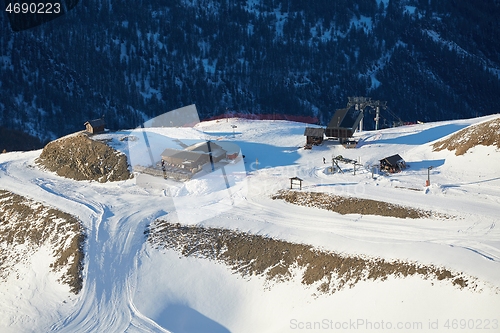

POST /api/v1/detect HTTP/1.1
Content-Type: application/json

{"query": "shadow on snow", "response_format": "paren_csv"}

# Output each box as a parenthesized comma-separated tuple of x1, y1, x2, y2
(407, 159, 445, 171)
(373, 124, 470, 145)
(155, 304, 231, 333)
(237, 141, 301, 171)
(441, 176, 500, 188)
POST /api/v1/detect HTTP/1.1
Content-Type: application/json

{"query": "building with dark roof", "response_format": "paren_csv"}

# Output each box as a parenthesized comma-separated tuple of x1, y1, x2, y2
(325, 107, 363, 141)
(379, 154, 406, 173)
(84, 118, 106, 134)
(161, 141, 227, 171)
(161, 148, 210, 170)
(304, 127, 325, 145)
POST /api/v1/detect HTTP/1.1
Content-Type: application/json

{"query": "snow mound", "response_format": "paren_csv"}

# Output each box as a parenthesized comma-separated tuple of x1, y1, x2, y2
(36, 133, 132, 182)
(433, 116, 500, 155)
(148, 221, 480, 294)
(271, 189, 453, 219)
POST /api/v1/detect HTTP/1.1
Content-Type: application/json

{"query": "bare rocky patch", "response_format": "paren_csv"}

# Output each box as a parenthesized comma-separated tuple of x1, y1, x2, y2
(0, 190, 85, 294)
(271, 189, 451, 219)
(36, 133, 132, 183)
(433, 117, 500, 155)
(147, 221, 479, 294)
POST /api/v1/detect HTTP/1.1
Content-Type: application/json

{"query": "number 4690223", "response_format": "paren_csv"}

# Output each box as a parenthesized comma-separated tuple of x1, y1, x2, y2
(5, 2, 61, 14)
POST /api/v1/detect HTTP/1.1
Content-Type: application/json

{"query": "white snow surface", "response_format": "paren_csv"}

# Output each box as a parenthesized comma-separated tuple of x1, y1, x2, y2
(0, 115, 500, 332)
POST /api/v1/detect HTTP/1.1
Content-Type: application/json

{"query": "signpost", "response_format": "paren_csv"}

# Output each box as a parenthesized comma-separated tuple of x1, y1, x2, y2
(426, 166, 433, 186)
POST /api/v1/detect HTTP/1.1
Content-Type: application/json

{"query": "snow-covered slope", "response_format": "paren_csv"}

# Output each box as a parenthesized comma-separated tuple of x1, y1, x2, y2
(0, 115, 499, 333)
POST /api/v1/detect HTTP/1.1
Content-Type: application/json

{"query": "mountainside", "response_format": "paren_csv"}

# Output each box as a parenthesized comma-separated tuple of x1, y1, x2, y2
(0, 190, 85, 294)
(1, 0, 500, 142)
(0, 115, 499, 332)
(433, 117, 500, 155)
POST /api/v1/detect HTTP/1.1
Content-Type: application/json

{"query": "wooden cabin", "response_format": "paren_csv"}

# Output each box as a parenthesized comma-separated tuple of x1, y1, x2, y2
(84, 118, 105, 134)
(304, 127, 325, 145)
(379, 154, 406, 173)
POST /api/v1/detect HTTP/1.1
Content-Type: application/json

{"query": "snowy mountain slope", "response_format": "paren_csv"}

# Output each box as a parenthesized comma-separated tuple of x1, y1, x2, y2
(2, 0, 500, 142)
(0, 190, 84, 331)
(0, 115, 499, 332)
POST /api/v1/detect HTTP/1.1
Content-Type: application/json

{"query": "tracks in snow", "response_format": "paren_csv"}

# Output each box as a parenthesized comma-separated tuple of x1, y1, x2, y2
(0, 157, 170, 332)
(49, 192, 171, 332)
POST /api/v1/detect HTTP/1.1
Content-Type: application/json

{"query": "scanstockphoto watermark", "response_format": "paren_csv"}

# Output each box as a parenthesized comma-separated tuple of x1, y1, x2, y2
(290, 318, 499, 331)
(128, 104, 248, 224)
(289, 318, 426, 331)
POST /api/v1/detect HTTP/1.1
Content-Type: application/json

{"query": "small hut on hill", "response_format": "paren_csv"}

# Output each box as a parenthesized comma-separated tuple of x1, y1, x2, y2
(84, 118, 106, 134)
